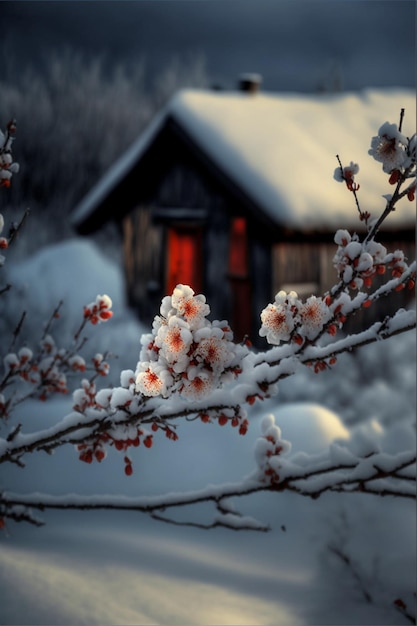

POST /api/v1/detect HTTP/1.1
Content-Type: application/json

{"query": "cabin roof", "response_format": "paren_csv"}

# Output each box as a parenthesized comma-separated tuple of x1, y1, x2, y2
(72, 87, 416, 233)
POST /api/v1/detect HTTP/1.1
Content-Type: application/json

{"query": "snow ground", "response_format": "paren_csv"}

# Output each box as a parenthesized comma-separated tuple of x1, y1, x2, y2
(0, 238, 415, 625)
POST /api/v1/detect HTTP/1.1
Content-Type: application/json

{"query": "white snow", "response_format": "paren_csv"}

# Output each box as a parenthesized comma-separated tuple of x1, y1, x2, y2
(0, 238, 415, 625)
(73, 87, 416, 232)
(171, 88, 416, 230)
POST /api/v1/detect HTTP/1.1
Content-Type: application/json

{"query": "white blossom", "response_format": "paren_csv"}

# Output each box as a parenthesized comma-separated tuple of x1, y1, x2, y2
(369, 121, 408, 173)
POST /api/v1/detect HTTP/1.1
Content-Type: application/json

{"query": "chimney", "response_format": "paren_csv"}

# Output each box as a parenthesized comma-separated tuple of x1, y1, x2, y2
(238, 73, 262, 94)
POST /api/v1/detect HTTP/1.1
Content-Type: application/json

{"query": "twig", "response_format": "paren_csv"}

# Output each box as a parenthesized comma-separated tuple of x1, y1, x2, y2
(0, 284, 11, 296)
(328, 545, 373, 603)
(8, 209, 30, 246)
(399, 108, 405, 133)
(42, 300, 64, 340)
(7, 310, 26, 353)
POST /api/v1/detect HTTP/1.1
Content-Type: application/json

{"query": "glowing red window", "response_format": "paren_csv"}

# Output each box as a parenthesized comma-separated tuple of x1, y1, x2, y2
(229, 217, 248, 277)
(167, 227, 202, 295)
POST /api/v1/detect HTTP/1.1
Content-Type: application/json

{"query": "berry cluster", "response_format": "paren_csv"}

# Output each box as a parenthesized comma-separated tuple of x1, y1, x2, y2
(199, 408, 249, 435)
(76, 426, 154, 475)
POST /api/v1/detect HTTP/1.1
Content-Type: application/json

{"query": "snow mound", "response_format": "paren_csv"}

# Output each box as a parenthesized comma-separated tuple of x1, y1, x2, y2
(8, 238, 125, 320)
(273, 403, 350, 454)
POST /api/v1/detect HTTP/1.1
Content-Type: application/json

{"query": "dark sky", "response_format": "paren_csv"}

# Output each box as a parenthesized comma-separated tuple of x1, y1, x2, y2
(1, 0, 415, 92)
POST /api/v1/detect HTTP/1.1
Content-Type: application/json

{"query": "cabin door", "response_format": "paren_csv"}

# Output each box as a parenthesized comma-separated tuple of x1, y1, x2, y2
(228, 217, 251, 342)
(166, 226, 203, 296)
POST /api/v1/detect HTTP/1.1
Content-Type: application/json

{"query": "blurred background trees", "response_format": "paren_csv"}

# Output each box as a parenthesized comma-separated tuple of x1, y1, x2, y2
(0, 50, 209, 255)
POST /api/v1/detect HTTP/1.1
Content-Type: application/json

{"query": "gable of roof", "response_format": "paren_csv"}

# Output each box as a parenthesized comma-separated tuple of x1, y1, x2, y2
(72, 87, 416, 234)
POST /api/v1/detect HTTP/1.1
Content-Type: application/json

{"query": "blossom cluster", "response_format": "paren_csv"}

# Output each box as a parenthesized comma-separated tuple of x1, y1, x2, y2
(332, 229, 415, 293)
(0, 120, 20, 263)
(254, 414, 291, 485)
(368, 121, 415, 176)
(0, 119, 19, 189)
(333, 160, 360, 191)
(0, 296, 114, 416)
(135, 284, 246, 400)
(334, 120, 416, 221)
(1, 339, 113, 412)
(2, 341, 68, 404)
(73, 369, 183, 474)
(0, 214, 9, 263)
(369, 121, 416, 203)
(259, 291, 333, 346)
(83, 294, 113, 325)
(368, 120, 416, 202)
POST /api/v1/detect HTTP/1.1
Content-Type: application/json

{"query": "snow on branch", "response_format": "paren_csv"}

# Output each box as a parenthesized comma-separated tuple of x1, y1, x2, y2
(1, 413, 415, 531)
(0, 111, 415, 532)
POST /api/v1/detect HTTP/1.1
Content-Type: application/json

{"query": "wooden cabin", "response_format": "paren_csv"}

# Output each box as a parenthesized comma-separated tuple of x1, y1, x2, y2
(72, 82, 415, 345)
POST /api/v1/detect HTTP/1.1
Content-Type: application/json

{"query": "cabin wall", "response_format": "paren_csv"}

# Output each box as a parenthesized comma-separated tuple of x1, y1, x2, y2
(121, 156, 234, 329)
(154, 159, 233, 322)
(248, 229, 272, 345)
(121, 149, 273, 344)
(122, 207, 164, 326)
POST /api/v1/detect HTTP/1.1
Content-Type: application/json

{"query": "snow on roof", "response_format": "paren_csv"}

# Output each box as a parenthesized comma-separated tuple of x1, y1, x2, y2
(73, 87, 416, 232)
(170, 88, 415, 230)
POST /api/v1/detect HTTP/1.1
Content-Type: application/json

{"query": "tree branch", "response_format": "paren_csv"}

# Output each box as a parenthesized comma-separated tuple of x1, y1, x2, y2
(1, 448, 414, 529)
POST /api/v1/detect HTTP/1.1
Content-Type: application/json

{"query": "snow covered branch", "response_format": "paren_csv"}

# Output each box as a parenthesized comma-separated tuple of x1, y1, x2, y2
(1, 417, 415, 531)
(0, 112, 415, 532)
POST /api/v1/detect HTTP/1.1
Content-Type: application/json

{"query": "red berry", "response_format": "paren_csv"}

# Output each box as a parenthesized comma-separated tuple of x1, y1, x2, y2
(94, 449, 106, 462)
(218, 414, 228, 426)
(144, 435, 153, 448)
(239, 420, 249, 436)
(151, 422, 159, 432)
(124, 464, 133, 476)
(80, 450, 93, 464)
(393, 598, 406, 610)
(388, 169, 401, 185)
